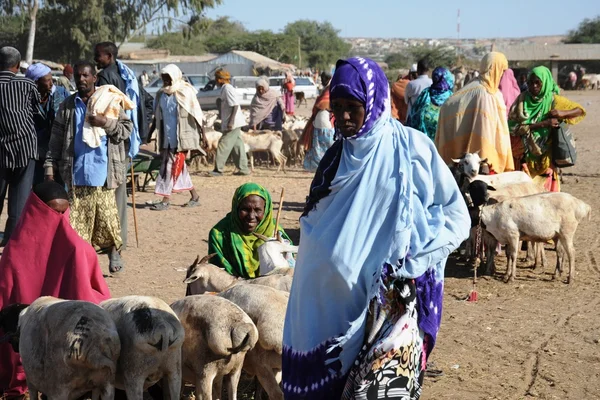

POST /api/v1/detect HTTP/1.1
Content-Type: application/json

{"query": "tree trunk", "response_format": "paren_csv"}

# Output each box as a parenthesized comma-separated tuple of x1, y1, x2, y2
(25, 0, 39, 64)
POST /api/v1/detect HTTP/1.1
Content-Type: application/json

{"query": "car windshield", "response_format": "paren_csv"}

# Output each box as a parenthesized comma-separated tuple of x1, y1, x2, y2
(295, 77, 312, 86)
(188, 76, 209, 86)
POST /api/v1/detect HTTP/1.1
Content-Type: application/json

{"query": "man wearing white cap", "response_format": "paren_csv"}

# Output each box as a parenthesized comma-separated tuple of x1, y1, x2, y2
(405, 58, 433, 117)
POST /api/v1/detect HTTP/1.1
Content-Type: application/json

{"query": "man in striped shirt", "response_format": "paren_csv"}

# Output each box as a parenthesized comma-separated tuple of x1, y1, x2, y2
(0, 47, 39, 245)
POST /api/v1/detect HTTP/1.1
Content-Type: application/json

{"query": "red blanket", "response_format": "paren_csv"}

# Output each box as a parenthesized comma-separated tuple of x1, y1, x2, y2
(0, 193, 111, 397)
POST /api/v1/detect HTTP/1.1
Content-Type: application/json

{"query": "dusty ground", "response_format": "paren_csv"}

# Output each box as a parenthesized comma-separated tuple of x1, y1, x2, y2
(103, 92, 600, 399)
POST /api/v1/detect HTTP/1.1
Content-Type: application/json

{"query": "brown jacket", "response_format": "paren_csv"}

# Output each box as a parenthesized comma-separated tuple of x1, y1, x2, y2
(44, 93, 133, 189)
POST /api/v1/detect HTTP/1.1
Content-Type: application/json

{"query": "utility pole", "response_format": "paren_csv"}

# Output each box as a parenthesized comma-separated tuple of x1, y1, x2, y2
(298, 36, 302, 69)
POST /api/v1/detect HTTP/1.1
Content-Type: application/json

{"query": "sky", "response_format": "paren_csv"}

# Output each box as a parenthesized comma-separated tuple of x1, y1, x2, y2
(204, 0, 599, 39)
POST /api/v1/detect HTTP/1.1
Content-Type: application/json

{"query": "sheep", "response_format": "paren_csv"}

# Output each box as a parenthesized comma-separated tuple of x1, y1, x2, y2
(241, 130, 287, 173)
(0, 297, 121, 400)
(452, 152, 532, 188)
(184, 253, 294, 295)
(218, 285, 289, 400)
(100, 296, 184, 400)
(170, 295, 259, 400)
(470, 184, 591, 283)
(203, 130, 223, 165)
(282, 129, 303, 166)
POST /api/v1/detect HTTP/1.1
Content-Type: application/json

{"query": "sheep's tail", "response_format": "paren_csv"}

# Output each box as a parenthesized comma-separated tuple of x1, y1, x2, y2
(230, 322, 258, 354)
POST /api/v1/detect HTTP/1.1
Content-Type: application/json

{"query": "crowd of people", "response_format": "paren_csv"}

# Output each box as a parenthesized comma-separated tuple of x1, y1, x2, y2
(0, 40, 590, 400)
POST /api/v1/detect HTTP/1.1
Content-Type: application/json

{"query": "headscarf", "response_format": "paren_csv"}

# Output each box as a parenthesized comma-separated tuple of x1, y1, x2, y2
(63, 64, 73, 76)
(158, 64, 204, 128)
(25, 63, 51, 82)
(284, 57, 470, 396)
(215, 68, 231, 84)
(479, 52, 508, 94)
(284, 71, 295, 84)
(521, 66, 560, 126)
(498, 68, 521, 116)
(249, 76, 282, 127)
(208, 183, 291, 279)
(330, 58, 388, 137)
(407, 67, 454, 140)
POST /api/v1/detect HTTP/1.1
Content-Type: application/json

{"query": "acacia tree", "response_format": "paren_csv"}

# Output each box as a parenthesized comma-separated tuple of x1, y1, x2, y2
(107, 0, 223, 47)
(0, 0, 44, 63)
(566, 16, 600, 43)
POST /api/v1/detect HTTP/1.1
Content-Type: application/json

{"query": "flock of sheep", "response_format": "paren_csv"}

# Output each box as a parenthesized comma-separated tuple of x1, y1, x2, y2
(0, 235, 298, 400)
(453, 152, 591, 284)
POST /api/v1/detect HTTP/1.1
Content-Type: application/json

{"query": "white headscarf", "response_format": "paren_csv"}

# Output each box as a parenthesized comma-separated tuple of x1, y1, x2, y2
(159, 64, 204, 127)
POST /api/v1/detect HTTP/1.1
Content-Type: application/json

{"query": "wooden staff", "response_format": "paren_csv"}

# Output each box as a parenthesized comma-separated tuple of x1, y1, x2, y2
(274, 188, 285, 236)
(130, 160, 140, 248)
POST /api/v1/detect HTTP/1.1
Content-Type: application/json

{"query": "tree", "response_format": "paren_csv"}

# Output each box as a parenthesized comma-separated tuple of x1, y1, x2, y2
(283, 20, 351, 69)
(0, 0, 45, 63)
(565, 16, 600, 43)
(385, 53, 412, 70)
(106, 0, 223, 47)
(409, 46, 457, 69)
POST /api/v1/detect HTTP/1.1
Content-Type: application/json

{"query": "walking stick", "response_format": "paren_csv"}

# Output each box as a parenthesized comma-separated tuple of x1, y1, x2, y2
(274, 188, 285, 236)
(130, 159, 140, 248)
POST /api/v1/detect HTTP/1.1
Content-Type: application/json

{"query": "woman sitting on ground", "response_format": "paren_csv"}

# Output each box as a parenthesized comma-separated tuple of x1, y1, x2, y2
(208, 183, 292, 278)
(508, 66, 586, 192)
(248, 77, 285, 131)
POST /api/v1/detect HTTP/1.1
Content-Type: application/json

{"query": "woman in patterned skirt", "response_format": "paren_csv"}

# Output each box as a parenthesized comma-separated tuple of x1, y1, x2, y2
(282, 57, 470, 400)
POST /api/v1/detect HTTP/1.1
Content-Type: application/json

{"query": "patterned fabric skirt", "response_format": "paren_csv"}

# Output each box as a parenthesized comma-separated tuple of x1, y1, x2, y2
(303, 127, 335, 172)
(342, 278, 426, 400)
(155, 149, 194, 197)
(69, 186, 122, 250)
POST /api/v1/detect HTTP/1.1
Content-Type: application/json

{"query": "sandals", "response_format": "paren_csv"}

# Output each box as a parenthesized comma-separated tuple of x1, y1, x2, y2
(150, 202, 170, 211)
(183, 198, 200, 208)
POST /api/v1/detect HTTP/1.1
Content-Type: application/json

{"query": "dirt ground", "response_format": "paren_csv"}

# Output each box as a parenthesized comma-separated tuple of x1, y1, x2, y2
(103, 92, 600, 400)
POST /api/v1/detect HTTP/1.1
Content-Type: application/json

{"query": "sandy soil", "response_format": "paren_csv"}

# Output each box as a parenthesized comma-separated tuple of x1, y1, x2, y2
(103, 92, 600, 399)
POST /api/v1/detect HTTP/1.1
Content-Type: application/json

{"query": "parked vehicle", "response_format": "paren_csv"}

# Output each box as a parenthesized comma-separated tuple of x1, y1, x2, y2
(145, 74, 210, 98)
(196, 76, 258, 110)
(268, 76, 319, 99)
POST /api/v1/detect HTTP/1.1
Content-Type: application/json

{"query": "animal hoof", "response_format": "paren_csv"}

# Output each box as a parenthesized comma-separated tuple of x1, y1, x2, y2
(567, 276, 573, 284)
(503, 275, 512, 283)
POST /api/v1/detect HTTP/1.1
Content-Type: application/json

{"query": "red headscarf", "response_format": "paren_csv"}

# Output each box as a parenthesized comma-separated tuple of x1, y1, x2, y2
(0, 193, 110, 397)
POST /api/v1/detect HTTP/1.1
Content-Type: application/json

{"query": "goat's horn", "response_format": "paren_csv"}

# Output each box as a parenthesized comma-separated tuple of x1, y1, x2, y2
(253, 233, 271, 241)
(192, 255, 201, 266)
(199, 253, 217, 264)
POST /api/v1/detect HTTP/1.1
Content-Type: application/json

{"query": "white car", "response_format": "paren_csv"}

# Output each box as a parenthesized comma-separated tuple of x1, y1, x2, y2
(196, 76, 258, 110)
(146, 74, 210, 98)
(268, 76, 319, 99)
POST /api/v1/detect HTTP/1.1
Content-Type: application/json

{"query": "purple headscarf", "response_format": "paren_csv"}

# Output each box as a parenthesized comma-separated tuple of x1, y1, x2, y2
(329, 57, 389, 137)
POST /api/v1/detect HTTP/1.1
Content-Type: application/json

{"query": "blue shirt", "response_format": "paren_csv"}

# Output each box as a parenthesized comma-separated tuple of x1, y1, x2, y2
(73, 95, 108, 187)
(159, 93, 178, 149)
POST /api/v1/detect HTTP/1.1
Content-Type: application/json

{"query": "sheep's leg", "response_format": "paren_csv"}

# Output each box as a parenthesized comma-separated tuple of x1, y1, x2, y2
(164, 371, 182, 400)
(525, 241, 534, 263)
(27, 382, 39, 400)
(554, 241, 564, 280)
(224, 367, 243, 400)
(195, 371, 215, 400)
(484, 236, 497, 276)
(504, 238, 519, 283)
(253, 363, 283, 400)
(562, 237, 576, 284)
(124, 380, 144, 400)
(99, 384, 115, 400)
(212, 375, 223, 400)
(250, 152, 255, 172)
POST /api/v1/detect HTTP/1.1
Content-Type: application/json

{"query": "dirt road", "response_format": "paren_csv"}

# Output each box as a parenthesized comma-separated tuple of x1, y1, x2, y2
(105, 92, 600, 399)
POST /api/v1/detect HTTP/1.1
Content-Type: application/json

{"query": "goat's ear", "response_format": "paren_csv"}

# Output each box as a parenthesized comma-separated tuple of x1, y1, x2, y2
(474, 150, 481, 156)
(479, 158, 488, 164)
(253, 232, 271, 242)
(451, 158, 461, 164)
(487, 185, 497, 191)
(198, 253, 217, 265)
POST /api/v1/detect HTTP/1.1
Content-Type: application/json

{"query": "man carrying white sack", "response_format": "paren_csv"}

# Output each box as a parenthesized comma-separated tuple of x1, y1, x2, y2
(45, 61, 133, 273)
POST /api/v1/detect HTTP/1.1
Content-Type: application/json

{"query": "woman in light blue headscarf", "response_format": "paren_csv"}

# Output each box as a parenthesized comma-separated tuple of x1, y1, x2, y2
(282, 58, 470, 400)
(407, 67, 455, 141)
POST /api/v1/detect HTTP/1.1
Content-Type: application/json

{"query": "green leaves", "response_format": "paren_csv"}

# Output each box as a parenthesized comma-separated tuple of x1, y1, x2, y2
(566, 16, 600, 44)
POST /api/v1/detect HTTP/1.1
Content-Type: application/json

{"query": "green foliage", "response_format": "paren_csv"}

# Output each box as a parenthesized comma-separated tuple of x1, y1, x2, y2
(147, 31, 206, 55)
(385, 53, 411, 70)
(565, 16, 600, 44)
(409, 46, 457, 69)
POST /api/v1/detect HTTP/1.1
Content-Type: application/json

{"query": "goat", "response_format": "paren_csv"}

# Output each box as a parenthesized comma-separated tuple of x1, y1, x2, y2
(241, 130, 287, 173)
(184, 253, 295, 295)
(252, 232, 298, 275)
(0, 297, 121, 400)
(218, 285, 288, 400)
(100, 296, 184, 400)
(470, 184, 591, 283)
(170, 295, 258, 400)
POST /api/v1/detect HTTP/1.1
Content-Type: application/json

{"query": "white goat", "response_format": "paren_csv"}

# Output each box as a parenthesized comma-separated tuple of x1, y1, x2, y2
(241, 130, 287, 172)
(253, 232, 298, 275)
(100, 296, 184, 400)
(452, 152, 532, 188)
(5, 297, 121, 400)
(170, 295, 259, 400)
(479, 191, 591, 283)
(184, 253, 295, 295)
(218, 285, 288, 400)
